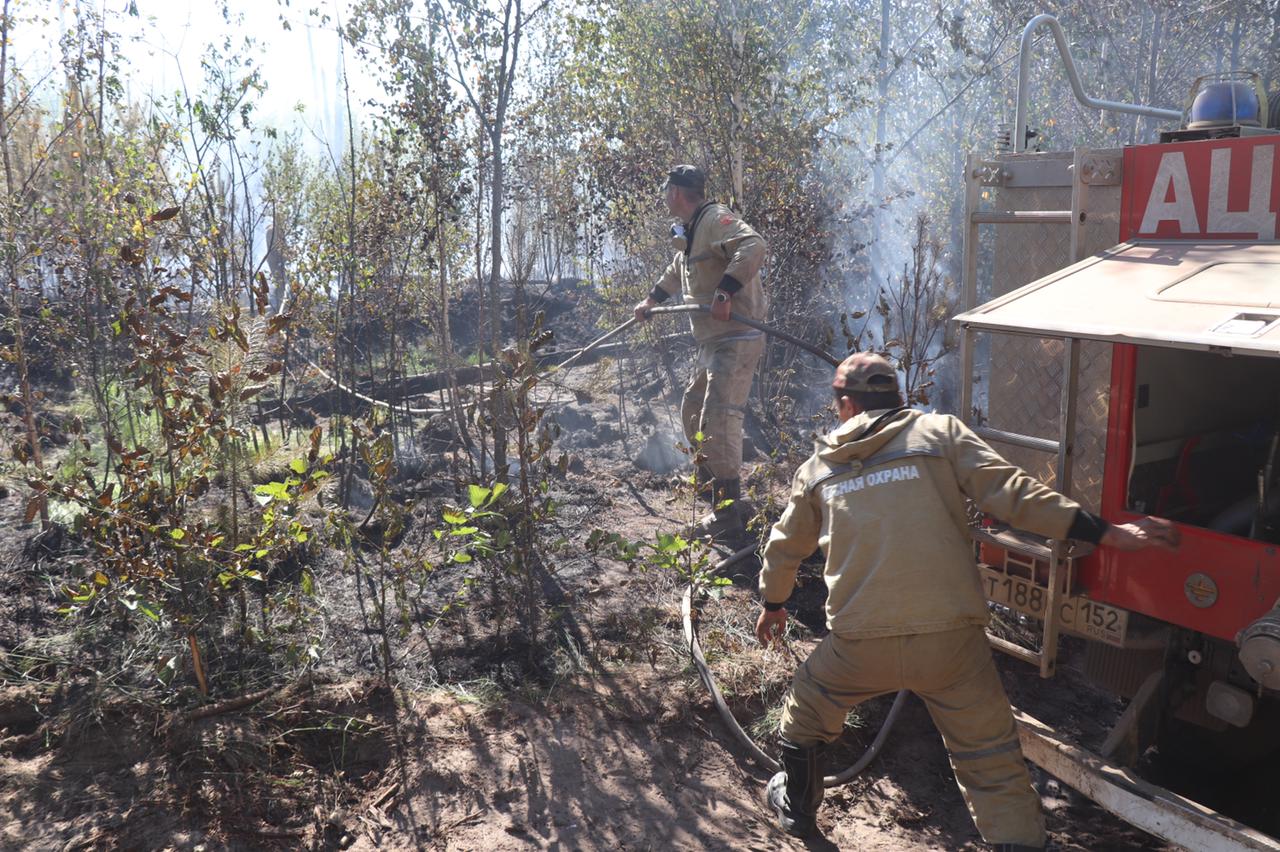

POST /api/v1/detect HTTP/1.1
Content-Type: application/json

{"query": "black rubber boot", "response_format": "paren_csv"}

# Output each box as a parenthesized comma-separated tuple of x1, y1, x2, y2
(690, 478, 746, 543)
(694, 465, 716, 503)
(766, 738, 824, 838)
(711, 478, 741, 518)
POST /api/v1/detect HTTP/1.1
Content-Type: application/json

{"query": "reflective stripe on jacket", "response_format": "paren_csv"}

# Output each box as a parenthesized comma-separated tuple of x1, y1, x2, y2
(760, 409, 1081, 638)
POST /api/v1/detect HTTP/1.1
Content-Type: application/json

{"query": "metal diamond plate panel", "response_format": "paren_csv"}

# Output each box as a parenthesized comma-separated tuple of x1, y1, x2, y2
(1071, 342, 1111, 513)
(978, 334, 1109, 512)
(992, 186, 1072, 298)
(971, 164, 1118, 512)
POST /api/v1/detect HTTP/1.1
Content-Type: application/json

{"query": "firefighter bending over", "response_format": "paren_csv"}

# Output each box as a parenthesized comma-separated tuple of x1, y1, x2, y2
(757, 352, 1180, 848)
(634, 164, 767, 542)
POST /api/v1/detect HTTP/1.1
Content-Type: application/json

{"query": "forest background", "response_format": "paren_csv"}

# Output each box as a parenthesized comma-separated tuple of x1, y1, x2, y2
(2, 0, 1280, 845)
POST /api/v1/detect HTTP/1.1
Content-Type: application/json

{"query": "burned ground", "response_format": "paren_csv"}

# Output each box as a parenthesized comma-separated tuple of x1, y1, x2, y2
(0, 356, 1179, 851)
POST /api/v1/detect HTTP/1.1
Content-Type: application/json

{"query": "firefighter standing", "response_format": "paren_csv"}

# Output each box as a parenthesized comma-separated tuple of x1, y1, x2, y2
(757, 352, 1180, 848)
(634, 165, 767, 541)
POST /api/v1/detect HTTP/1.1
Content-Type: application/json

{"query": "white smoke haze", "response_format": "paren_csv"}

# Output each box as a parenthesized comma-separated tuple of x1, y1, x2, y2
(33, 0, 380, 156)
(14, 0, 1280, 425)
(812, 2, 1280, 414)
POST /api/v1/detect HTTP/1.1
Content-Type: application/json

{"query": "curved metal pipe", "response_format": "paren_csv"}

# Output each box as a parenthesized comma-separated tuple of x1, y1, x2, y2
(1014, 14, 1182, 152)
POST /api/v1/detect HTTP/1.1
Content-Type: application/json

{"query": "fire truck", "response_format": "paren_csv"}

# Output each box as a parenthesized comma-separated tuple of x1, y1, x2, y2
(954, 15, 1280, 851)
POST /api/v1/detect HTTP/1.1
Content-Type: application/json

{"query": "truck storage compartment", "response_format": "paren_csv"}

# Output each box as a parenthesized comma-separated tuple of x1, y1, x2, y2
(1126, 345, 1280, 540)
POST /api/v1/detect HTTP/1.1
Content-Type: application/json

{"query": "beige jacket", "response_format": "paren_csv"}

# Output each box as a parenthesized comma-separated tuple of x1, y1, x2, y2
(655, 202, 767, 343)
(760, 409, 1081, 638)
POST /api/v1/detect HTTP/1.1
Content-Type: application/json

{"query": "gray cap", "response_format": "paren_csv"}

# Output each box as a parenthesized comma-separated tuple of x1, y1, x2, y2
(832, 352, 898, 392)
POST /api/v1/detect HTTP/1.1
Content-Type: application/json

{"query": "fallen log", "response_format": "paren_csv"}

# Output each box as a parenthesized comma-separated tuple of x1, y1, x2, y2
(353, 331, 688, 398)
(270, 332, 689, 417)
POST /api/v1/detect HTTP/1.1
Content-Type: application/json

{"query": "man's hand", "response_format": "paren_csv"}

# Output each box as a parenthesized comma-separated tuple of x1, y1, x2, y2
(633, 297, 657, 323)
(1100, 516, 1181, 551)
(756, 607, 787, 647)
(710, 290, 732, 322)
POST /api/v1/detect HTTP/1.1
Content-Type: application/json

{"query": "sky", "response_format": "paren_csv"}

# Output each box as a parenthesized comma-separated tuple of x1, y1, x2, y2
(31, 0, 382, 155)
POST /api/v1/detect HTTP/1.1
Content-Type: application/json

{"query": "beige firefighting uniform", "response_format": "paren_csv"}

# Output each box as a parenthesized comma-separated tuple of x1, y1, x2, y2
(654, 202, 766, 480)
(761, 408, 1083, 847)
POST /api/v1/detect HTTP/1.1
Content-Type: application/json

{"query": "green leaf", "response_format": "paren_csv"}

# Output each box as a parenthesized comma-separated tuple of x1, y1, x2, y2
(255, 481, 290, 503)
(467, 484, 490, 508)
(290, 458, 308, 475)
(451, 552, 473, 563)
(442, 509, 467, 525)
(451, 526, 479, 536)
(170, 528, 186, 541)
(301, 571, 315, 596)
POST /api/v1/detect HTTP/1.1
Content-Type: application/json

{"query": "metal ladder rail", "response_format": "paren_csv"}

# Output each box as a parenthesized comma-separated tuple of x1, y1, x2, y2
(959, 150, 1086, 678)
(960, 326, 1081, 677)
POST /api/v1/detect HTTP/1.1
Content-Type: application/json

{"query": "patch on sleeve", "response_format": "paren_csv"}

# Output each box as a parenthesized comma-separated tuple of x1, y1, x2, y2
(719, 214, 736, 226)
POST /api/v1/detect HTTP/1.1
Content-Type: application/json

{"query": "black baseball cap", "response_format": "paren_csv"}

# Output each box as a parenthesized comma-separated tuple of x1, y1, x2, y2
(666, 164, 706, 192)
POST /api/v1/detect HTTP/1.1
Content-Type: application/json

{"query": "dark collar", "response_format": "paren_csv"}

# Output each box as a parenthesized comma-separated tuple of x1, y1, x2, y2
(850, 406, 909, 441)
(684, 201, 715, 248)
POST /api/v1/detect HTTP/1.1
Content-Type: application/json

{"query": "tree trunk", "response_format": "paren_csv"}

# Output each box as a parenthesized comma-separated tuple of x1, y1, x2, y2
(1230, 7, 1243, 73)
(872, 0, 891, 277)
(488, 124, 508, 480)
(1142, 6, 1164, 142)
(727, 1, 746, 210)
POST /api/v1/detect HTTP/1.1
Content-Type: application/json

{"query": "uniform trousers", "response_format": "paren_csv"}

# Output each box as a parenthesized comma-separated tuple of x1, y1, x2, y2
(779, 625, 1045, 846)
(681, 334, 764, 480)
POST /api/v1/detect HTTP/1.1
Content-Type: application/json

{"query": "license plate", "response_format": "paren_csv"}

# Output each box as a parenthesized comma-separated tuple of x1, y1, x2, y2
(978, 565, 1129, 647)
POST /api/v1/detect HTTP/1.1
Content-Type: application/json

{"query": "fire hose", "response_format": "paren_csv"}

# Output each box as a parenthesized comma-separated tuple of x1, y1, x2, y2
(552, 303, 842, 372)
(682, 545, 908, 786)
(559, 305, 907, 786)
(300, 299, 907, 782)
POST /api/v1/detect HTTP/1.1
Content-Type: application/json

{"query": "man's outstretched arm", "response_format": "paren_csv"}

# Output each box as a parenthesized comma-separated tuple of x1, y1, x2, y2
(757, 468, 821, 645)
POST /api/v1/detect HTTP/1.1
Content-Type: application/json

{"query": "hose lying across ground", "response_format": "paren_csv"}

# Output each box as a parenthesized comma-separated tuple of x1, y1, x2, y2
(563, 305, 904, 786)
(681, 545, 908, 785)
(677, 468, 905, 784)
(297, 298, 902, 784)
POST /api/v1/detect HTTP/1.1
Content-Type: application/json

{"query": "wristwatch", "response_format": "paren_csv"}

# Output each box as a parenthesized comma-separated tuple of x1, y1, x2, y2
(713, 290, 730, 303)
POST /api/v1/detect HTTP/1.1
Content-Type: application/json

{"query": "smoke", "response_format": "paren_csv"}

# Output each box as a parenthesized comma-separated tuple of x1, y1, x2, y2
(814, 8, 998, 416)
(634, 431, 686, 475)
